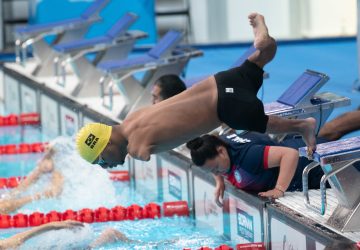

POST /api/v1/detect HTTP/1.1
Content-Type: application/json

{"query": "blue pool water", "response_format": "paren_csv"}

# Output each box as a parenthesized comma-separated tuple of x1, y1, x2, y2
(0, 216, 234, 249)
(0, 126, 48, 145)
(0, 122, 235, 249)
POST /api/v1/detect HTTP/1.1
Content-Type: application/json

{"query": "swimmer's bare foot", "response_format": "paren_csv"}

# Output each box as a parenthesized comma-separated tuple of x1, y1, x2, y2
(247, 13, 276, 67)
(248, 13, 270, 50)
(299, 117, 317, 159)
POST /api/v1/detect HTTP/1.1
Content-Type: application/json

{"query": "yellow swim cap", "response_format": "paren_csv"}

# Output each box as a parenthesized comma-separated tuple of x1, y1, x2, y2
(76, 123, 112, 163)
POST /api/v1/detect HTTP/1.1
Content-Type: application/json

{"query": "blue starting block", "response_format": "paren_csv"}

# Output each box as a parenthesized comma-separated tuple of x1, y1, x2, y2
(50, 12, 147, 97)
(95, 30, 203, 119)
(15, 0, 110, 77)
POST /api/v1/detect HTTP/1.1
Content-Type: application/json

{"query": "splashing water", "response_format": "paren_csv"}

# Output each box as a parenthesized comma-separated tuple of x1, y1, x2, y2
(18, 136, 117, 213)
(19, 223, 93, 250)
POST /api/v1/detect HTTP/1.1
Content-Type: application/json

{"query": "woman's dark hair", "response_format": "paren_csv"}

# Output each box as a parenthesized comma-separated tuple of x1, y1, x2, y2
(186, 134, 228, 166)
(155, 74, 186, 100)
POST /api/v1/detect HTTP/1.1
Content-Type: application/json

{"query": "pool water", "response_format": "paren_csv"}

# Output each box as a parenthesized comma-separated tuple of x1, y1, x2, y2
(0, 120, 235, 249)
(0, 216, 234, 249)
(0, 126, 47, 145)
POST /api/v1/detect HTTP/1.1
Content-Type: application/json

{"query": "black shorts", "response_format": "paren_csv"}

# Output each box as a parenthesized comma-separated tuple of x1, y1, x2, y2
(215, 60, 268, 133)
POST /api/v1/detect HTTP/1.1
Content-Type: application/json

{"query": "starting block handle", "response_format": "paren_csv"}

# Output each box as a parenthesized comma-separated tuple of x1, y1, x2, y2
(303, 162, 327, 215)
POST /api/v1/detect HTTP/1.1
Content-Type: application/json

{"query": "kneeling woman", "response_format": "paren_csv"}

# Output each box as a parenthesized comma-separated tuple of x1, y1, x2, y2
(186, 132, 326, 201)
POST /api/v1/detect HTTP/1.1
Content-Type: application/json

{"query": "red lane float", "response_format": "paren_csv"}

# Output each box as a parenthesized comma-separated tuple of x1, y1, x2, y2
(215, 245, 233, 250)
(127, 204, 143, 220)
(0, 142, 48, 155)
(0, 113, 40, 126)
(111, 206, 127, 221)
(0, 201, 189, 228)
(0, 171, 129, 189)
(94, 207, 111, 222)
(163, 200, 189, 217)
(109, 171, 130, 181)
(184, 243, 265, 250)
(0, 214, 11, 228)
(13, 213, 28, 227)
(144, 202, 161, 219)
(62, 209, 78, 221)
(78, 208, 94, 223)
(0, 177, 25, 189)
(236, 243, 265, 250)
(29, 212, 45, 227)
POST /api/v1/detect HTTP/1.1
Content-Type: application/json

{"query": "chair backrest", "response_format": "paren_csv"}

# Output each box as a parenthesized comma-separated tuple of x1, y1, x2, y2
(231, 45, 256, 68)
(81, 0, 110, 19)
(106, 12, 138, 38)
(277, 70, 327, 107)
(147, 30, 183, 59)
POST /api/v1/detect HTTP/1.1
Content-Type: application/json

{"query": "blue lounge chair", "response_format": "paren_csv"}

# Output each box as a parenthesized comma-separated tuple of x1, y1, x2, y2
(96, 30, 203, 119)
(51, 13, 147, 96)
(299, 136, 360, 232)
(15, 0, 110, 76)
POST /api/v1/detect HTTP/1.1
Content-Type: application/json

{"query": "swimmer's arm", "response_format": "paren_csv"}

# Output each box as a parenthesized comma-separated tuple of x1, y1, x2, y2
(88, 228, 137, 249)
(10, 150, 55, 196)
(258, 146, 298, 198)
(127, 143, 151, 161)
(9, 167, 44, 196)
(0, 195, 38, 214)
(0, 221, 84, 248)
(42, 170, 63, 199)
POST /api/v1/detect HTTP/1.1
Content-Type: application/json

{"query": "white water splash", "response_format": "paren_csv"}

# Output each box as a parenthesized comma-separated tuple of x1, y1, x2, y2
(19, 136, 117, 213)
(20, 223, 93, 250)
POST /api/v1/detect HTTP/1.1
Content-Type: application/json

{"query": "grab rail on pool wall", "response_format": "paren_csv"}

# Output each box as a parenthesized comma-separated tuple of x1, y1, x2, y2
(0, 201, 190, 228)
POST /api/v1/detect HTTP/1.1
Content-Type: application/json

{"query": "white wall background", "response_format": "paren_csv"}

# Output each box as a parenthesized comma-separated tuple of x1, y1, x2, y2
(189, 0, 357, 43)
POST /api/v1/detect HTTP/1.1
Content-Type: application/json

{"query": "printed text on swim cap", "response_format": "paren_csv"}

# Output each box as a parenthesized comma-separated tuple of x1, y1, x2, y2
(85, 133, 99, 149)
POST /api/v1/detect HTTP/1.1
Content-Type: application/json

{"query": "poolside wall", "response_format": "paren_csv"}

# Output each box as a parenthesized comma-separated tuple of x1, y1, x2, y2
(0, 64, 350, 249)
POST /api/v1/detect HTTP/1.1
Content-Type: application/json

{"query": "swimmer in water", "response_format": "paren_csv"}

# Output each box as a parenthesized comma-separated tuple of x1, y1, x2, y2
(0, 220, 130, 249)
(75, 13, 317, 168)
(0, 137, 116, 214)
(0, 220, 187, 249)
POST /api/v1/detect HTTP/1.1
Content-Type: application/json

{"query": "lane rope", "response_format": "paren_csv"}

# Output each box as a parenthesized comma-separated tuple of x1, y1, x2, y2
(0, 171, 130, 189)
(0, 113, 40, 126)
(0, 201, 189, 228)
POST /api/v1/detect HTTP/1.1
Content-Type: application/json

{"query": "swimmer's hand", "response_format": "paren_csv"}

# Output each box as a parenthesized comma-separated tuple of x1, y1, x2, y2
(0, 236, 23, 249)
(258, 188, 284, 199)
(214, 175, 225, 208)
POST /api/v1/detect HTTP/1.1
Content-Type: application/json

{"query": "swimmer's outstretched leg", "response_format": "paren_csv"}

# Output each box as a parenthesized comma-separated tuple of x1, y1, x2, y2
(246, 13, 316, 156)
(247, 13, 277, 68)
(266, 116, 317, 158)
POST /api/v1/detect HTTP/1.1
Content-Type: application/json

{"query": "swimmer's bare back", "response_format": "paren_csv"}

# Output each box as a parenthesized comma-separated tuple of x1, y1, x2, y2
(122, 76, 221, 156)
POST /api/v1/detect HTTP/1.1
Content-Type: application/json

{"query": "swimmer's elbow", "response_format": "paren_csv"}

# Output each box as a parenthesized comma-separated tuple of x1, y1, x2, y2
(129, 147, 151, 161)
(142, 155, 151, 161)
(133, 153, 150, 161)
